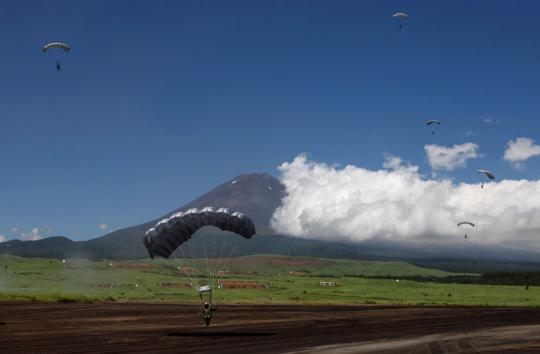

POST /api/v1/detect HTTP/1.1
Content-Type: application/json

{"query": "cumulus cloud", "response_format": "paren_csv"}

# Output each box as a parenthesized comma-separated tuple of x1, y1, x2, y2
(503, 138, 540, 168)
(0, 235, 6, 243)
(22, 227, 41, 241)
(425, 142, 480, 171)
(98, 223, 109, 231)
(271, 154, 540, 250)
(10, 227, 19, 233)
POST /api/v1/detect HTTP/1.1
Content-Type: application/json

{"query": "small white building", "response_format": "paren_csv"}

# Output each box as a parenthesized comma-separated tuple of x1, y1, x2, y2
(319, 281, 336, 287)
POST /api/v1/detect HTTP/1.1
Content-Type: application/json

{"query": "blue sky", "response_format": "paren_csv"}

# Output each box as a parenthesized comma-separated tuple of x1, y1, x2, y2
(1, 0, 539, 241)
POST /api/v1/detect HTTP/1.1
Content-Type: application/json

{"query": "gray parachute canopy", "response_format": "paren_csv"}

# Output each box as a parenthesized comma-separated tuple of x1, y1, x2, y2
(392, 12, 409, 19)
(143, 207, 256, 259)
(425, 120, 441, 126)
(42, 42, 71, 53)
(477, 169, 495, 180)
(457, 221, 475, 227)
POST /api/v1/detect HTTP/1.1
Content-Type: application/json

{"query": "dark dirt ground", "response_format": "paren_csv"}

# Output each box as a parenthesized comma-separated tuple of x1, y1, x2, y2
(1, 302, 540, 353)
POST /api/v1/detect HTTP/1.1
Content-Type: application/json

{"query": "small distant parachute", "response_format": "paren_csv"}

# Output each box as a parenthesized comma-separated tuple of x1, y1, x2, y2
(42, 42, 71, 71)
(42, 42, 71, 53)
(392, 12, 409, 20)
(457, 221, 475, 228)
(392, 12, 409, 30)
(457, 221, 475, 239)
(144, 207, 256, 259)
(477, 169, 495, 188)
(426, 120, 441, 134)
(477, 169, 495, 180)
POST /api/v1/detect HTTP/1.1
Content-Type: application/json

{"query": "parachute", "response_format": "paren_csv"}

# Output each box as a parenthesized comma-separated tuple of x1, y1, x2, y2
(392, 12, 409, 30)
(42, 42, 71, 71)
(144, 207, 255, 259)
(144, 207, 256, 325)
(426, 120, 441, 134)
(392, 12, 409, 19)
(457, 221, 475, 239)
(477, 169, 495, 180)
(42, 42, 71, 53)
(457, 221, 475, 228)
(477, 169, 495, 188)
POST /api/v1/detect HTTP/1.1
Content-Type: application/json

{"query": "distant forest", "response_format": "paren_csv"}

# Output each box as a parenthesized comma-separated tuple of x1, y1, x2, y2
(350, 272, 540, 287)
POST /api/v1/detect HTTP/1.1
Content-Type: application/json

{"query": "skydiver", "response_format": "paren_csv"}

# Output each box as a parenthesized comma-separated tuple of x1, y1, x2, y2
(56, 61, 61, 71)
(200, 302, 217, 326)
(464, 235, 468, 239)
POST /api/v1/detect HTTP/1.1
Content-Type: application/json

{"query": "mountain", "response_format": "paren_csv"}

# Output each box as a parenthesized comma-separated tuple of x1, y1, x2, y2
(1, 174, 287, 260)
(2, 173, 540, 273)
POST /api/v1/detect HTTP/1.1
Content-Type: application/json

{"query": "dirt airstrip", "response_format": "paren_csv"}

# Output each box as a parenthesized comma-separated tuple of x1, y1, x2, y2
(1, 303, 540, 353)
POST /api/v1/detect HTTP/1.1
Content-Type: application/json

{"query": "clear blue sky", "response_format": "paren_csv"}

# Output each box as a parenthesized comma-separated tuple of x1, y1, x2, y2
(1, 0, 539, 240)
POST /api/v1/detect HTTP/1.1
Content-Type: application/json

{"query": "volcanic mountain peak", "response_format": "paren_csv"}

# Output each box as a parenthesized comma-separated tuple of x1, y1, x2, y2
(173, 173, 285, 228)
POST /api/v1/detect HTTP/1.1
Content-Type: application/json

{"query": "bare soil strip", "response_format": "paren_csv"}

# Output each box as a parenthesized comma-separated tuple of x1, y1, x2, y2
(1, 303, 540, 353)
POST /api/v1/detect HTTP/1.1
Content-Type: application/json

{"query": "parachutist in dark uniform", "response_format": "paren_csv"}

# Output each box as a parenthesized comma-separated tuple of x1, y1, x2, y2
(200, 302, 217, 326)
(56, 61, 61, 71)
(464, 234, 468, 239)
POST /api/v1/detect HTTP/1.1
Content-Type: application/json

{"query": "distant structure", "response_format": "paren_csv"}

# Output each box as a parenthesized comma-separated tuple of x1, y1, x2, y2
(319, 281, 336, 287)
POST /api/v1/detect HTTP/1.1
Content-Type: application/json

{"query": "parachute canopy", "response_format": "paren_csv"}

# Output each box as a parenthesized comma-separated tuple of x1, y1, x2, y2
(426, 120, 441, 126)
(42, 42, 71, 53)
(143, 207, 256, 259)
(477, 169, 495, 180)
(457, 221, 475, 227)
(392, 12, 409, 19)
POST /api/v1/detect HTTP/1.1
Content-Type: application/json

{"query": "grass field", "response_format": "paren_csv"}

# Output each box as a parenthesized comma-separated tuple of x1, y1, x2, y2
(1, 254, 538, 306)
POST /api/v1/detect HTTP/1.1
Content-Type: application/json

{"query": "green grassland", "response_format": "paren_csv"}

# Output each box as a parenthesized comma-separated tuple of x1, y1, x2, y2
(0, 254, 538, 306)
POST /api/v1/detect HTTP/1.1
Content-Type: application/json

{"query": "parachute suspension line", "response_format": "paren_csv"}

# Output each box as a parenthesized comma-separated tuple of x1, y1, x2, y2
(177, 242, 199, 291)
(210, 238, 218, 285)
(200, 232, 213, 293)
(213, 237, 240, 290)
(206, 237, 218, 294)
(184, 240, 202, 291)
(211, 237, 228, 288)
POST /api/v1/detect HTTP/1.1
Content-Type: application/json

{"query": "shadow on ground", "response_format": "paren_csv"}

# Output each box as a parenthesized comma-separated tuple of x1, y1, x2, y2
(167, 331, 275, 337)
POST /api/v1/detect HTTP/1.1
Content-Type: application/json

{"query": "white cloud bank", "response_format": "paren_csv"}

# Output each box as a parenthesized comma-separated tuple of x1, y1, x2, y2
(0, 235, 6, 243)
(425, 143, 480, 171)
(98, 223, 109, 231)
(271, 154, 540, 249)
(504, 138, 540, 168)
